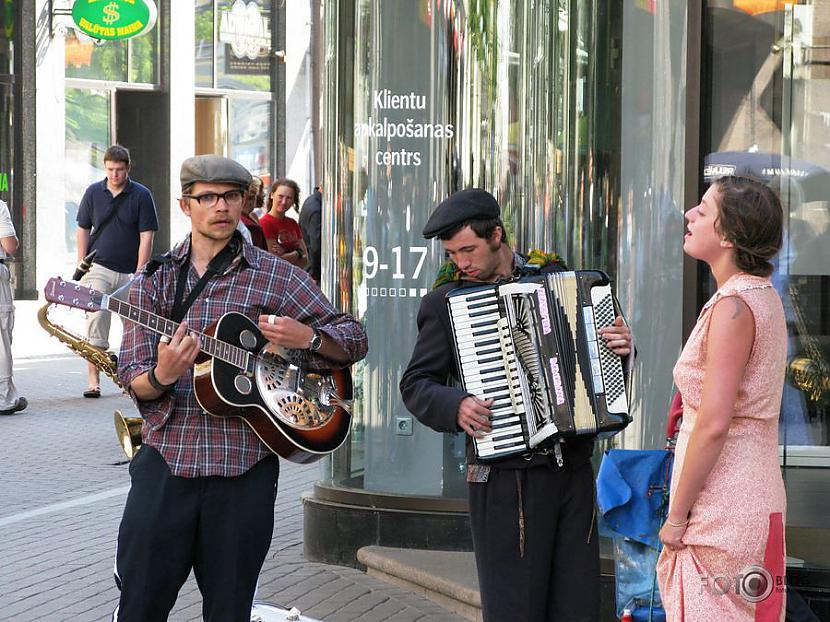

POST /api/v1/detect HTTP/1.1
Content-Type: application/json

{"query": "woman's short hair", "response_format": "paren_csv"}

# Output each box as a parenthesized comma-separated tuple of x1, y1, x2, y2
(269, 178, 301, 210)
(714, 175, 783, 277)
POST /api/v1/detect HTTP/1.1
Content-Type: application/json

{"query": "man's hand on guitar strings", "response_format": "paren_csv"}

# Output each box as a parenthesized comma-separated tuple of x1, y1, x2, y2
(598, 316, 632, 357)
(457, 396, 494, 438)
(155, 321, 201, 385)
(258, 314, 315, 350)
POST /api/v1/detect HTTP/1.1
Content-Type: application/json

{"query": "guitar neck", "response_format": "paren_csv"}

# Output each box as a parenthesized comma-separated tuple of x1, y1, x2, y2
(106, 297, 252, 371)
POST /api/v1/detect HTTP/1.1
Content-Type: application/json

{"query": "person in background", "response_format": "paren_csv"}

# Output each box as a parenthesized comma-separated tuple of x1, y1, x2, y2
(0, 198, 26, 415)
(259, 178, 309, 269)
(299, 185, 322, 283)
(76, 144, 158, 398)
(657, 176, 788, 621)
(239, 176, 268, 251)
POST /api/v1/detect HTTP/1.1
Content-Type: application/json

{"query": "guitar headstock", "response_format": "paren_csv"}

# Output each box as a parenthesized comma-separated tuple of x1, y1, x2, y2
(43, 277, 104, 312)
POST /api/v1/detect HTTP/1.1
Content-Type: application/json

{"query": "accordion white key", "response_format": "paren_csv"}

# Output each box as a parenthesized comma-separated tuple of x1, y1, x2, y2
(447, 270, 631, 462)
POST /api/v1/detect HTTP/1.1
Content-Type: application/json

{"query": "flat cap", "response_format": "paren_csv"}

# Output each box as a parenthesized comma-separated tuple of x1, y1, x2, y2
(180, 155, 252, 191)
(422, 188, 500, 239)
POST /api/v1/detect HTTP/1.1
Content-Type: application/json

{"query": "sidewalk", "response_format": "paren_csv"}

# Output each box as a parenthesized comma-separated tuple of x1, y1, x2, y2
(2, 302, 467, 621)
(12, 299, 113, 361)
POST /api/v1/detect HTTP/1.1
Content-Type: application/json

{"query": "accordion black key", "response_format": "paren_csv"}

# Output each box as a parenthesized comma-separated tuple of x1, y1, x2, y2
(446, 270, 631, 462)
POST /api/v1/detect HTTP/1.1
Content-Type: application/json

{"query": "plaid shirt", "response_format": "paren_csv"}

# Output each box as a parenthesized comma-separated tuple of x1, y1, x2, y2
(118, 237, 368, 477)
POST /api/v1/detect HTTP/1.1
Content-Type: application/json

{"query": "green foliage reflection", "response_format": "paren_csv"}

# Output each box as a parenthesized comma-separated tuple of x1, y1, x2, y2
(65, 88, 109, 162)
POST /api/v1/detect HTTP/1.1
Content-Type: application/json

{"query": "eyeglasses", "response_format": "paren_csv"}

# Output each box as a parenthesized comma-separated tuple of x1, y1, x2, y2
(183, 189, 244, 208)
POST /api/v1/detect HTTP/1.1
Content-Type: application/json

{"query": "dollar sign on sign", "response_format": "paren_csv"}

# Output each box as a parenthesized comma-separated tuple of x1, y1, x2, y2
(102, 2, 120, 25)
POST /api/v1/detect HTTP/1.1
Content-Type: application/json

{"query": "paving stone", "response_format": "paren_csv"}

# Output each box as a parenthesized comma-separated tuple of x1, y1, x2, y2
(0, 355, 465, 622)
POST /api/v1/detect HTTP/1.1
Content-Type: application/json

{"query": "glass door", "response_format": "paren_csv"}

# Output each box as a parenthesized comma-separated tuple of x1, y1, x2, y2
(778, 3, 830, 467)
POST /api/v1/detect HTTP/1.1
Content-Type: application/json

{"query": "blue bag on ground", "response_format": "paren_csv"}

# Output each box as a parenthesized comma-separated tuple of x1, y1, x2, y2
(597, 448, 673, 621)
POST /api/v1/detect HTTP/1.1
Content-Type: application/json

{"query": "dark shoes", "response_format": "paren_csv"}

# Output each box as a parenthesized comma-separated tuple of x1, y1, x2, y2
(83, 387, 101, 398)
(0, 396, 27, 415)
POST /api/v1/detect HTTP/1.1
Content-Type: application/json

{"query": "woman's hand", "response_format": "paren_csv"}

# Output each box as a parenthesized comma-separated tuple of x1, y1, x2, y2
(659, 520, 688, 552)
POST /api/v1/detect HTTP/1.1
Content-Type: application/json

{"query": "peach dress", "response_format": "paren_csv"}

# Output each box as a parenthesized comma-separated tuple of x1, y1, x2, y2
(657, 274, 787, 621)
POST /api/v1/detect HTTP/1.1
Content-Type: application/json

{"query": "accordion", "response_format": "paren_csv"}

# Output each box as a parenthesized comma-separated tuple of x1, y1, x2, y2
(446, 270, 631, 462)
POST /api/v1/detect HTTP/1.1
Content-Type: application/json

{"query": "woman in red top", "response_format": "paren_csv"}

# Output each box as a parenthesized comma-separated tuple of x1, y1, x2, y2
(259, 178, 309, 269)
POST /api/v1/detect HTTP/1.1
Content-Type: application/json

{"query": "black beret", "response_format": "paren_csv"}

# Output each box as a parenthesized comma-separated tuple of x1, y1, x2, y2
(422, 188, 500, 239)
(180, 155, 252, 192)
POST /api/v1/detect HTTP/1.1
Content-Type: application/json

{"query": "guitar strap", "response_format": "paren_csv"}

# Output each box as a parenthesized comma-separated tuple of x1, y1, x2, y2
(171, 231, 242, 323)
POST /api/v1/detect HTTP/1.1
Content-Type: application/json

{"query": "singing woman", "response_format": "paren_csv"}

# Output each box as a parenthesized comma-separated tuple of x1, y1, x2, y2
(657, 176, 787, 620)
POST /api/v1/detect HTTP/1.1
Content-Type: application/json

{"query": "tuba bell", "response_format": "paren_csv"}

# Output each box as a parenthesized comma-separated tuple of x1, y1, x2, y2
(114, 410, 143, 459)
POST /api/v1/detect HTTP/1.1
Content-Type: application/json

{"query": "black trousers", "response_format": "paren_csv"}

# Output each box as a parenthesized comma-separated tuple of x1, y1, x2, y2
(114, 446, 280, 622)
(468, 461, 599, 622)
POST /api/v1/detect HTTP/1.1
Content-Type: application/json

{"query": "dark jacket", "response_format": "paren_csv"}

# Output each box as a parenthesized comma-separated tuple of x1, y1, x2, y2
(299, 189, 322, 282)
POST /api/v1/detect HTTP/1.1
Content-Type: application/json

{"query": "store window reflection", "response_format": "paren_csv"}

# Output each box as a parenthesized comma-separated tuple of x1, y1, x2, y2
(321, 0, 623, 500)
(0, 0, 12, 213)
(229, 98, 272, 184)
(64, 88, 110, 259)
(216, 0, 271, 91)
(195, 0, 215, 88)
(64, 27, 157, 84)
(703, 1, 829, 565)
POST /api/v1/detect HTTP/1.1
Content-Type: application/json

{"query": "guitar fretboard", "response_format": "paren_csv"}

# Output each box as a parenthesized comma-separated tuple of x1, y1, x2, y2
(107, 297, 253, 372)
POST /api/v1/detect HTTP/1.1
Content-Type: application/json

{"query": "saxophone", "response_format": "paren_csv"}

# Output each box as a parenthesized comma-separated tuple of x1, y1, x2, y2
(38, 253, 143, 459)
(36, 303, 123, 387)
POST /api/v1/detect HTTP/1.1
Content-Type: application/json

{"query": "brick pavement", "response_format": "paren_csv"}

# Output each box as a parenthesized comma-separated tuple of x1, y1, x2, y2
(0, 352, 465, 622)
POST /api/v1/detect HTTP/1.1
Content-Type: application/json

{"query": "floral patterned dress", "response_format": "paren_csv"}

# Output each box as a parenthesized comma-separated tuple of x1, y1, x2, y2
(657, 273, 787, 621)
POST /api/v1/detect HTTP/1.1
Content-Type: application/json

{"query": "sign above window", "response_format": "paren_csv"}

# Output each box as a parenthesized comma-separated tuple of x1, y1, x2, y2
(219, 0, 270, 75)
(71, 0, 158, 41)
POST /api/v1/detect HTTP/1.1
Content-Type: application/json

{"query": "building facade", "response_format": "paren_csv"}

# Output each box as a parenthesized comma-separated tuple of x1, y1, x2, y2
(16, 0, 320, 292)
(304, 0, 830, 589)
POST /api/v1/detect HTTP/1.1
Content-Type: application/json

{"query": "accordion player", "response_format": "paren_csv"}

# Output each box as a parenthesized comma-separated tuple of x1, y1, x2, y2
(446, 269, 631, 462)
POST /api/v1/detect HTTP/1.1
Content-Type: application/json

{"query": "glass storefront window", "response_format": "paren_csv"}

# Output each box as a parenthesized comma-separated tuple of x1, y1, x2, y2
(321, 0, 626, 500)
(128, 21, 159, 83)
(64, 88, 110, 260)
(196, 0, 215, 88)
(229, 97, 271, 182)
(65, 25, 158, 85)
(215, 0, 271, 91)
(702, 2, 829, 567)
(0, 0, 13, 212)
(65, 29, 128, 82)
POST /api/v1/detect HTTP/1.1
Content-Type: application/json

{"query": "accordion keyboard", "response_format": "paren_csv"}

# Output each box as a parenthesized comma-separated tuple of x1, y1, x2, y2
(448, 289, 529, 460)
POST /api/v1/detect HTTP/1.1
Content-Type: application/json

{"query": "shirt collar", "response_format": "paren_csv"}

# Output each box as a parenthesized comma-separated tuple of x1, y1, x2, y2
(169, 233, 261, 272)
(100, 178, 134, 195)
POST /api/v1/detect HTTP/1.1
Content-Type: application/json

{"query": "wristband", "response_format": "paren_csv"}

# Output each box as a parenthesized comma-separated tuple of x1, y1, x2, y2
(148, 366, 177, 393)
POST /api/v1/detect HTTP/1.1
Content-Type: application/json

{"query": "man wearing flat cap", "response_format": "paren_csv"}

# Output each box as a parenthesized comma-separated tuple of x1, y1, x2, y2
(113, 154, 368, 621)
(400, 188, 633, 622)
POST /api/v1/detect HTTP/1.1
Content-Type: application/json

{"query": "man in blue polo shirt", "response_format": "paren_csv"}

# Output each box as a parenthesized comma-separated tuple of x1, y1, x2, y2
(76, 144, 159, 398)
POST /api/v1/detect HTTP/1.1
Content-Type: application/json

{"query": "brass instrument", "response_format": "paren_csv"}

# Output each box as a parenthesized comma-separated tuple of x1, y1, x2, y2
(788, 283, 830, 406)
(37, 302, 123, 388)
(114, 410, 143, 459)
(38, 302, 142, 459)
